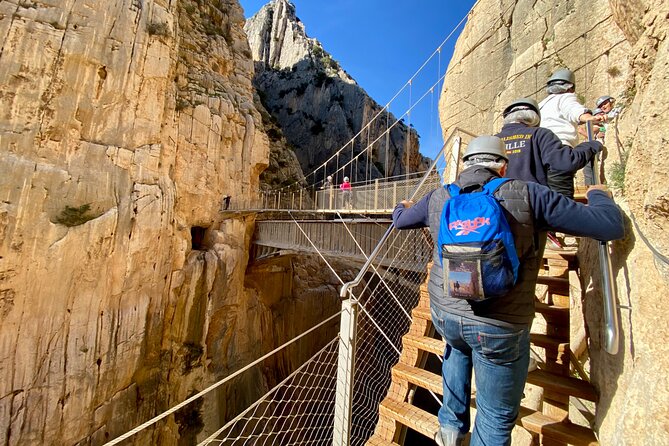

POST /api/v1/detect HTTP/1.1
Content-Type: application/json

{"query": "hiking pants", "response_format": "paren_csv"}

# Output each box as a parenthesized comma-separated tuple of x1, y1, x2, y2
(430, 309, 530, 446)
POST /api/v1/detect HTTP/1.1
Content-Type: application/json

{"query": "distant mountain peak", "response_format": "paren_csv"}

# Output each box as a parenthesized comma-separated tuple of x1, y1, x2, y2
(244, 0, 354, 83)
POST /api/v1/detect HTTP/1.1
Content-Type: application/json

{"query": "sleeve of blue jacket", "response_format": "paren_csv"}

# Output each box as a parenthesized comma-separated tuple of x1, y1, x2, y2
(537, 128, 601, 173)
(528, 183, 624, 241)
(392, 190, 433, 229)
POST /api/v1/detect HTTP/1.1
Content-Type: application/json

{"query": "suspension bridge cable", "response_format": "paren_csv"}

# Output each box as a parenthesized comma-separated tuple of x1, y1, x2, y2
(103, 311, 343, 446)
(287, 211, 346, 285)
(279, 9, 472, 191)
(335, 212, 412, 322)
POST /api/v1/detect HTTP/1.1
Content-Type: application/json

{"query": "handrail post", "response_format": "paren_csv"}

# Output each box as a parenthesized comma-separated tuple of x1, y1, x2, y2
(299, 188, 303, 210)
(333, 295, 357, 446)
(586, 121, 620, 355)
(374, 179, 379, 211)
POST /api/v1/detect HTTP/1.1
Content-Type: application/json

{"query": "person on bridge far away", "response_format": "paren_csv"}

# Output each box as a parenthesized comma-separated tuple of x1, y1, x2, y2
(340, 176, 352, 209)
(538, 68, 604, 198)
(391, 135, 624, 446)
(496, 97, 601, 188)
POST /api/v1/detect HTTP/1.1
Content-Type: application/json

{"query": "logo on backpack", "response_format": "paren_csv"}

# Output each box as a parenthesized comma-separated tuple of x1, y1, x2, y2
(437, 178, 520, 301)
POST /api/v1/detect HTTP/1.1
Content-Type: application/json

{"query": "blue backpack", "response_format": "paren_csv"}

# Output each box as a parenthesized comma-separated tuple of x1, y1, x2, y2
(437, 178, 520, 301)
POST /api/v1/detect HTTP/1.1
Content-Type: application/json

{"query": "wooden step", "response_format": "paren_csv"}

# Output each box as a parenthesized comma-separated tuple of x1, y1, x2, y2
(516, 405, 598, 445)
(403, 332, 568, 357)
(392, 360, 596, 403)
(412, 307, 431, 321)
(536, 275, 570, 294)
(543, 248, 578, 261)
(379, 398, 439, 439)
(403, 333, 444, 356)
(380, 396, 597, 445)
(365, 435, 398, 446)
(530, 333, 569, 352)
(526, 370, 597, 402)
(392, 363, 442, 395)
(535, 301, 570, 320)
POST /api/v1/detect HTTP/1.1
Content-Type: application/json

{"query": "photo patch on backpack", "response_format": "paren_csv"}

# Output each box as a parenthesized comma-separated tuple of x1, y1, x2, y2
(442, 245, 485, 300)
(437, 178, 520, 301)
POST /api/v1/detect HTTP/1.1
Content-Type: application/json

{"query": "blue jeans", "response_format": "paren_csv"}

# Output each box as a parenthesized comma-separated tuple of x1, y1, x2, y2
(430, 307, 530, 446)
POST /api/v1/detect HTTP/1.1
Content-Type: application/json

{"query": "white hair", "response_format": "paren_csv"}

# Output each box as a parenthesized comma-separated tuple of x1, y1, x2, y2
(546, 82, 574, 95)
(503, 109, 540, 127)
(463, 158, 506, 173)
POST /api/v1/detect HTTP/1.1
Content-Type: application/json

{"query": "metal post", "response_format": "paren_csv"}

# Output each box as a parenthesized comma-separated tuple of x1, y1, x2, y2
(393, 182, 397, 206)
(374, 179, 379, 211)
(329, 185, 334, 210)
(299, 189, 303, 210)
(291, 192, 295, 210)
(277, 191, 281, 209)
(448, 136, 461, 184)
(333, 297, 358, 446)
(586, 121, 620, 355)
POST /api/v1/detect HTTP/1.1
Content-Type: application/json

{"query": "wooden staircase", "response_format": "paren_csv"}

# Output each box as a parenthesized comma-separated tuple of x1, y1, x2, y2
(367, 247, 599, 445)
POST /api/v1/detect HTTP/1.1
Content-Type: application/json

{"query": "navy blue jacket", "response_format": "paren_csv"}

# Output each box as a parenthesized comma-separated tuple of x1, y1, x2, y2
(496, 123, 601, 186)
(393, 180, 623, 241)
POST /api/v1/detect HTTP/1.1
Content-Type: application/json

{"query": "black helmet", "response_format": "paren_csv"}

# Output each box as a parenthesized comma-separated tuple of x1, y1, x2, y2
(462, 136, 508, 161)
(502, 97, 540, 118)
(547, 68, 575, 85)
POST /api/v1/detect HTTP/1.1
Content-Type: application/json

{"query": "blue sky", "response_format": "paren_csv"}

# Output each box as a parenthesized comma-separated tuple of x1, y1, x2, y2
(239, 0, 476, 160)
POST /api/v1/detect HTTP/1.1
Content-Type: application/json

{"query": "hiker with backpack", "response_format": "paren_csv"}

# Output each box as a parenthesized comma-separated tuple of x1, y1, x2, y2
(392, 135, 624, 446)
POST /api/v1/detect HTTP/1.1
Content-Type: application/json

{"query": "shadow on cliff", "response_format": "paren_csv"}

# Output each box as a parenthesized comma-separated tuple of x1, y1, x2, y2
(578, 209, 634, 427)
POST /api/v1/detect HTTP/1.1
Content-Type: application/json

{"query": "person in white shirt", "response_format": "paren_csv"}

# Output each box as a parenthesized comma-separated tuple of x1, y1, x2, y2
(539, 68, 604, 198)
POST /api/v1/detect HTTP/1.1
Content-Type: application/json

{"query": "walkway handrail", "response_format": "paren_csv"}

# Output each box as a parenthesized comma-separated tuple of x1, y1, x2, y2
(339, 127, 476, 300)
(587, 121, 620, 355)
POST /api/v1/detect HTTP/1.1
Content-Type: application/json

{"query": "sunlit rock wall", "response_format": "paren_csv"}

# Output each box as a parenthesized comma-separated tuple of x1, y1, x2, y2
(0, 0, 271, 444)
(439, 0, 669, 444)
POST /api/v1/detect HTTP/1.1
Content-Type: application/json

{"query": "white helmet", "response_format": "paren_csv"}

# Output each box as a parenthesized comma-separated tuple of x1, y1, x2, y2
(344, 176, 349, 182)
(327, 175, 332, 180)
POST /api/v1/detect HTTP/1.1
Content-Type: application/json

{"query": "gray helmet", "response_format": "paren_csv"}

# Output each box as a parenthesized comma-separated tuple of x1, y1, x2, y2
(547, 68, 575, 85)
(462, 135, 508, 161)
(502, 97, 540, 117)
(596, 95, 614, 107)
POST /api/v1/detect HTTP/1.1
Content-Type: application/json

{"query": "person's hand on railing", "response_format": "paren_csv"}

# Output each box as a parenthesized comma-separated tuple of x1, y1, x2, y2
(586, 184, 612, 199)
(400, 200, 415, 208)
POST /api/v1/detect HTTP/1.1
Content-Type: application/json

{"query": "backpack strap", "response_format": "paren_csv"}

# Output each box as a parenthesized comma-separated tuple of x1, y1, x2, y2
(446, 183, 461, 197)
(482, 177, 511, 195)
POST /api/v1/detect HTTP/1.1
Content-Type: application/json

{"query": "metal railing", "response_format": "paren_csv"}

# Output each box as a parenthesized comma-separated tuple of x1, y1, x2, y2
(332, 128, 476, 446)
(252, 220, 431, 271)
(586, 121, 620, 355)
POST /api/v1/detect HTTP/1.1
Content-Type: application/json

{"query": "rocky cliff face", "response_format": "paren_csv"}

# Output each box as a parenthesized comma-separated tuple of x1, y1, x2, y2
(245, 0, 428, 185)
(0, 0, 304, 444)
(439, 0, 669, 444)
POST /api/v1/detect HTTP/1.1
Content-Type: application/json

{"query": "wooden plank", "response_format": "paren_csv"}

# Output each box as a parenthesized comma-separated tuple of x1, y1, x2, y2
(379, 398, 439, 439)
(517, 405, 598, 445)
(380, 397, 597, 445)
(527, 370, 597, 402)
(365, 435, 399, 446)
(392, 363, 442, 395)
(403, 334, 444, 357)
(530, 333, 569, 352)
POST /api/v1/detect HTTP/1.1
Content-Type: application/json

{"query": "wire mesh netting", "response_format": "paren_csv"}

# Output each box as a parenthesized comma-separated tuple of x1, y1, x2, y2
(195, 129, 475, 446)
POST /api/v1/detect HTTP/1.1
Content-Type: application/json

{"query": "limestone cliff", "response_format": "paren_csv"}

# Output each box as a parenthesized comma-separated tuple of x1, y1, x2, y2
(439, 0, 669, 444)
(0, 0, 317, 444)
(245, 0, 428, 184)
